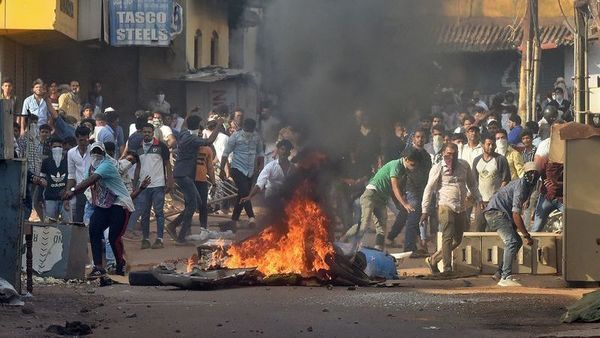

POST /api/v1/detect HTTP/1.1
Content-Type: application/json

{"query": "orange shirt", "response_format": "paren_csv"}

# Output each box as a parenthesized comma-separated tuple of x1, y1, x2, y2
(195, 146, 214, 182)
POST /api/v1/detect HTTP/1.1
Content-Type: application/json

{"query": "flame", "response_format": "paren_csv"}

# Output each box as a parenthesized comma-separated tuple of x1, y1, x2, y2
(224, 184, 335, 277)
(186, 255, 198, 273)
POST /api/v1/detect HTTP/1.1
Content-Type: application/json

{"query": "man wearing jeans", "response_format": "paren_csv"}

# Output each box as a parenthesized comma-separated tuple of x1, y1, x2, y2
(167, 115, 219, 244)
(40, 136, 70, 222)
(422, 143, 482, 275)
(483, 162, 538, 287)
(220, 119, 264, 228)
(386, 130, 431, 255)
(342, 149, 419, 251)
(67, 126, 92, 223)
(130, 123, 172, 249)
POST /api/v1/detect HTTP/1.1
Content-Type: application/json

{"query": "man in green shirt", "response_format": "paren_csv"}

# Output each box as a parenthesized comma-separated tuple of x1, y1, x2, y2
(342, 148, 421, 251)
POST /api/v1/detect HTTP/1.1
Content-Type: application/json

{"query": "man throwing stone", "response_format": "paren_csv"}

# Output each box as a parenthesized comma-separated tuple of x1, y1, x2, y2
(483, 162, 538, 287)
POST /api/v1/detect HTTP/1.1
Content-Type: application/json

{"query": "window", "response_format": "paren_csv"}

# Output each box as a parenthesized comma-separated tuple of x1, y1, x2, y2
(210, 31, 219, 65)
(194, 29, 202, 68)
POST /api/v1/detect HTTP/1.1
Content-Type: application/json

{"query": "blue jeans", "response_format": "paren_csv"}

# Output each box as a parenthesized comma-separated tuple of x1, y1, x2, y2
(173, 176, 200, 242)
(531, 194, 564, 232)
(138, 187, 166, 240)
(484, 210, 523, 279)
(83, 201, 95, 226)
(44, 200, 71, 222)
(387, 192, 422, 251)
(104, 229, 115, 265)
(126, 193, 144, 231)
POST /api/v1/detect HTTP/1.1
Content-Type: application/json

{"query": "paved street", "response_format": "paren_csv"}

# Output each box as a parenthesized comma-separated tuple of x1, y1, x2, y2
(2, 277, 600, 337)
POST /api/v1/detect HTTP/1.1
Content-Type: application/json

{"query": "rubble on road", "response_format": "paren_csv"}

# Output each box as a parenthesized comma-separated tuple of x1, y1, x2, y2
(31, 276, 86, 285)
(45, 321, 93, 336)
(0, 277, 23, 306)
(185, 229, 235, 242)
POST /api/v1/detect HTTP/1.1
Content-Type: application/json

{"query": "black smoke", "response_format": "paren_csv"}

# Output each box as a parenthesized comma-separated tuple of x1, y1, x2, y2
(259, 0, 438, 153)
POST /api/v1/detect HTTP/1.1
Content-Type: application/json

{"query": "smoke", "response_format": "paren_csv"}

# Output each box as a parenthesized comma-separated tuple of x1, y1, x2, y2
(260, 0, 438, 153)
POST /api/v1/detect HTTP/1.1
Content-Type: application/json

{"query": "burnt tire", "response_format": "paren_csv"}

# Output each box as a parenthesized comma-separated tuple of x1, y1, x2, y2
(128, 270, 164, 286)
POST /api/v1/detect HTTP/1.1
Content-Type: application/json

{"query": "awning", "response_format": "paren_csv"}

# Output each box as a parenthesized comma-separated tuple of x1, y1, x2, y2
(172, 66, 257, 83)
(435, 21, 574, 53)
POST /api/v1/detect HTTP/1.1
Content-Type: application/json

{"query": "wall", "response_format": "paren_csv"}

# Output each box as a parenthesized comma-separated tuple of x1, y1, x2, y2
(185, 0, 229, 68)
(77, 0, 102, 41)
(0, 37, 39, 101)
(39, 44, 141, 125)
(185, 78, 258, 119)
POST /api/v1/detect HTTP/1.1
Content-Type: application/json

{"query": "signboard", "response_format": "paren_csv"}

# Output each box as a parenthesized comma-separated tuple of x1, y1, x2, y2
(24, 227, 64, 274)
(21, 224, 88, 280)
(109, 0, 175, 47)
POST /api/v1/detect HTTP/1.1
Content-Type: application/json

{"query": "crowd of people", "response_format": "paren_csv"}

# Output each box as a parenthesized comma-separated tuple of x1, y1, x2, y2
(7, 75, 569, 284)
(336, 84, 569, 287)
(8, 77, 284, 278)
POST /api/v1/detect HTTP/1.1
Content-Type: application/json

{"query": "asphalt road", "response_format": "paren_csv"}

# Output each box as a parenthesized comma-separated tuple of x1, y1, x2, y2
(2, 281, 600, 337)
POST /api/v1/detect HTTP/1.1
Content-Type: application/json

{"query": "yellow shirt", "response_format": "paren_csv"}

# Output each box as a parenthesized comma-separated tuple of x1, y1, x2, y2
(505, 146, 524, 180)
(58, 92, 81, 123)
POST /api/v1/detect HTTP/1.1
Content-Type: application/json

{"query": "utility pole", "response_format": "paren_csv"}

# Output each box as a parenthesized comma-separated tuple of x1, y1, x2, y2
(573, 0, 590, 123)
(517, 0, 540, 123)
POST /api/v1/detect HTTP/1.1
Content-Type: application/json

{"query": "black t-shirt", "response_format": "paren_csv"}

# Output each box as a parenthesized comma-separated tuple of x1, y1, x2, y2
(354, 128, 380, 172)
(40, 157, 68, 200)
(402, 146, 432, 194)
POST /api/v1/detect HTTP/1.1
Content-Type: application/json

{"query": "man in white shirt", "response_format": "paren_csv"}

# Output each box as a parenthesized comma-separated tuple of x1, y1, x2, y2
(152, 111, 176, 147)
(203, 119, 229, 161)
(66, 126, 92, 222)
(148, 89, 171, 115)
(258, 106, 282, 164)
(421, 143, 482, 274)
(240, 140, 295, 204)
(129, 123, 173, 249)
(471, 134, 511, 231)
(460, 125, 483, 169)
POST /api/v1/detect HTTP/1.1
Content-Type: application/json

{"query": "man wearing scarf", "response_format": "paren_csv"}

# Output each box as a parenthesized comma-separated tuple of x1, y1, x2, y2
(63, 142, 135, 279)
(421, 143, 482, 275)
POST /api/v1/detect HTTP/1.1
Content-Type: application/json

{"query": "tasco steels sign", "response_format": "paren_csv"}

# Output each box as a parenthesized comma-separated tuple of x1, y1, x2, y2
(109, 0, 182, 47)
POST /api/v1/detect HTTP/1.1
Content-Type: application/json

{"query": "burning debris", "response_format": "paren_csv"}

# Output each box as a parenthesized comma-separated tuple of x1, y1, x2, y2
(222, 183, 335, 278)
(151, 180, 400, 289)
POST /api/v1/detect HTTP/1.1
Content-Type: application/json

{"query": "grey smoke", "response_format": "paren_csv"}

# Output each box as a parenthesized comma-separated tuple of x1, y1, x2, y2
(260, 0, 438, 152)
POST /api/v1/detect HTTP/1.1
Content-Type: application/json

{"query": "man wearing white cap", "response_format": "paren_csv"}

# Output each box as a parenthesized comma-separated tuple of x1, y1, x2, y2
(63, 142, 136, 278)
(483, 162, 539, 287)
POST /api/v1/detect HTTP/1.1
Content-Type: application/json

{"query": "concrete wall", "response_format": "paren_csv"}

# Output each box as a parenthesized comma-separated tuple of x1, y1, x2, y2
(185, 0, 229, 68)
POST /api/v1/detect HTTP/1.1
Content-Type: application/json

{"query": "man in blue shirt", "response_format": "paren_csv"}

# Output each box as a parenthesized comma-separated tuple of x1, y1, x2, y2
(97, 110, 119, 145)
(507, 113, 523, 146)
(220, 118, 264, 228)
(483, 161, 538, 287)
(21, 78, 49, 134)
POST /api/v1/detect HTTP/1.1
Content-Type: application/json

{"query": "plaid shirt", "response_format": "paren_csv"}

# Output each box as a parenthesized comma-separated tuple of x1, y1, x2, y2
(17, 134, 43, 175)
(521, 146, 537, 163)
